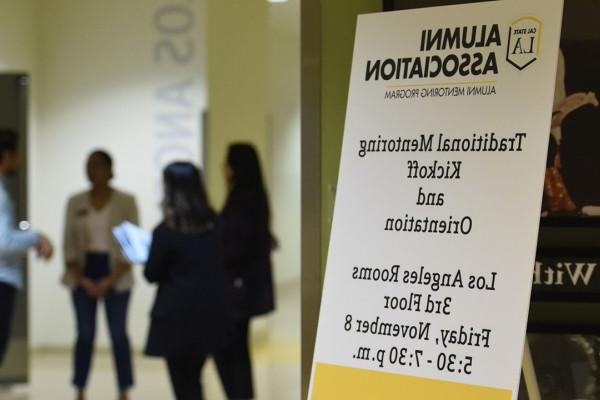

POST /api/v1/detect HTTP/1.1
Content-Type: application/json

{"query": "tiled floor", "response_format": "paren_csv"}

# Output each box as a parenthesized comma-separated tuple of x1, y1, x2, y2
(1, 282, 300, 400)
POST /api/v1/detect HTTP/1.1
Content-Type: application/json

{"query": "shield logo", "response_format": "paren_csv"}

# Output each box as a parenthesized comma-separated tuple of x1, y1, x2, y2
(506, 16, 542, 70)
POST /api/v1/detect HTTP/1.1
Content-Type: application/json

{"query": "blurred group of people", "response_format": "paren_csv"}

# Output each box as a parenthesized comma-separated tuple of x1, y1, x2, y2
(0, 129, 275, 400)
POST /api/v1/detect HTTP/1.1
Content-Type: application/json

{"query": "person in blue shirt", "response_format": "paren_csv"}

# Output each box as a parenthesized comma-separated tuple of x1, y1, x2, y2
(0, 129, 53, 367)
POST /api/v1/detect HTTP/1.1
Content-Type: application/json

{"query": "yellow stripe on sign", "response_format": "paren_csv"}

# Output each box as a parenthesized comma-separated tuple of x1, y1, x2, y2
(311, 363, 512, 400)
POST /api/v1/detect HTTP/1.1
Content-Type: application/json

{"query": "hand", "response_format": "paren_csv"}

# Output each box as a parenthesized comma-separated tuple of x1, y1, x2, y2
(36, 234, 54, 260)
(79, 277, 100, 298)
(95, 277, 115, 298)
(116, 259, 131, 270)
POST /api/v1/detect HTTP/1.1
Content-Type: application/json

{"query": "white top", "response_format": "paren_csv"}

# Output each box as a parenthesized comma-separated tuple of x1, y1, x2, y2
(86, 203, 112, 252)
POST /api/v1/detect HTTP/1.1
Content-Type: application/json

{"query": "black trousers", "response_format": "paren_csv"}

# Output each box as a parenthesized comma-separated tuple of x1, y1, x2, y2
(214, 319, 254, 399)
(0, 282, 16, 367)
(166, 354, 207, 400)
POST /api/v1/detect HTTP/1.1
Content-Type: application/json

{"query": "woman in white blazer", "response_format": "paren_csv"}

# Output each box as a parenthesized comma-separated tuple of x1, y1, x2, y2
(63, 150, 138, 400)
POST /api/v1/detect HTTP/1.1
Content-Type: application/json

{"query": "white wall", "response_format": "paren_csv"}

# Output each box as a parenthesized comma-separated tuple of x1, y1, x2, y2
(30, 0, 207, 349)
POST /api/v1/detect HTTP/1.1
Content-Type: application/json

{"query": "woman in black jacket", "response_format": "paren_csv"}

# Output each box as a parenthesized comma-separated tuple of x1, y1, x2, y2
(144, 162, 228, 400)
(215, 143, 276, 400)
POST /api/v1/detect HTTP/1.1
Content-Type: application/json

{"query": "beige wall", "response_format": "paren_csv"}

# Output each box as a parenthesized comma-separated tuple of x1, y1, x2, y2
(205, 0, 269, 208)
(268, 0, 301, 285)
(0, 0, 37, 71)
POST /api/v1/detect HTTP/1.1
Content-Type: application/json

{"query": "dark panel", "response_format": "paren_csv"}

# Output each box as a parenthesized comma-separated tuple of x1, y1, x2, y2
(0, 74, 29, 384)
(301, 0, 322, 397)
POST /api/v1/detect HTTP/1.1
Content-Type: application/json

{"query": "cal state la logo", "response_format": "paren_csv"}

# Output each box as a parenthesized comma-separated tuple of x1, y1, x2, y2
(506, 16, 542, 70)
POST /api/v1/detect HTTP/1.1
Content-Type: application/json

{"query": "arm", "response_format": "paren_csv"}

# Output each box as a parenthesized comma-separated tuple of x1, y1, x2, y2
(112, 195, 139, 271)
(63, 198, 82, 277)
(126, 195, 139, 225)
(144, 226, 170, 283)
(63, 197, 95, 294)
(96, 259, 130, 294)
(223, 208, 260, 268)
(98, 195, 140, 294)
(0, 189, 39, 255)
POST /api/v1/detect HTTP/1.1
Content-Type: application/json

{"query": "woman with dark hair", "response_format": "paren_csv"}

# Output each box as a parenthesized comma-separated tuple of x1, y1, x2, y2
(63, 150, 138, 400)
(215, 143, 276, 400)
(144, 162, 229, 400)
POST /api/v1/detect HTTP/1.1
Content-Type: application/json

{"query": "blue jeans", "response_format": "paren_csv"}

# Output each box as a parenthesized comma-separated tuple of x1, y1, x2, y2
(71, 287, 133, 390)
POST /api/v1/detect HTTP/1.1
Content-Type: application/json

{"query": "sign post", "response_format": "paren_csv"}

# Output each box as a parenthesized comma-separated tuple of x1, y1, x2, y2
(309, 1, 564, 399)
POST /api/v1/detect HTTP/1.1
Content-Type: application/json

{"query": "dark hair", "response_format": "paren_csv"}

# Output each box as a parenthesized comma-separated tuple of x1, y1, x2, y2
(0, 129, 18, 162)
(225, 143, 276, 247)
(162, 162, 215, 233)
(227, 143, 266, 191)
(89, 149, 113, 170)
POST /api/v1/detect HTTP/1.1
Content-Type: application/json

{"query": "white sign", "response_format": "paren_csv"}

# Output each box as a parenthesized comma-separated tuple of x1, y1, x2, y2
(309, 1, 563, 399)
